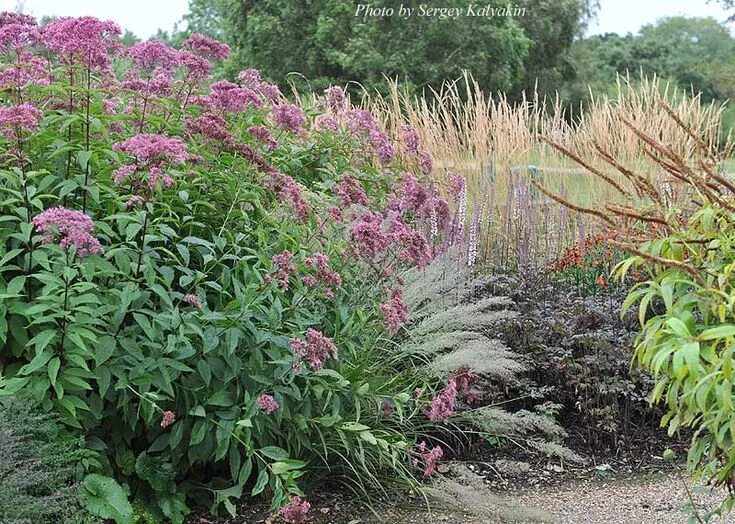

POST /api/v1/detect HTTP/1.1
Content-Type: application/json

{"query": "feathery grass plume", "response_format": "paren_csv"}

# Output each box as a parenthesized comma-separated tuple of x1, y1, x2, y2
(431, 339, 524, 382)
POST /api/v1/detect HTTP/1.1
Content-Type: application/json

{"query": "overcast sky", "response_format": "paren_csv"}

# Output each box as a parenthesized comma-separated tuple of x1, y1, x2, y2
(0, 0, 733, 39)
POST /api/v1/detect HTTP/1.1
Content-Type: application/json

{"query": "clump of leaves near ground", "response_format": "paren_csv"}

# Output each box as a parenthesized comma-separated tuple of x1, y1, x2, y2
(0, 12, 468, 523)
(0, 395, 99, 524)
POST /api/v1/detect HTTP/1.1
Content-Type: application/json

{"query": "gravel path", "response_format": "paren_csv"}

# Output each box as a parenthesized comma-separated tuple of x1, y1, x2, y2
(509, 471, 734, 523)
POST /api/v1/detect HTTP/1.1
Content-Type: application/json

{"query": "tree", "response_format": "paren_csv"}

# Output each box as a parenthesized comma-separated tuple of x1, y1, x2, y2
(564, 16, 735, 109)
(510, 0, 598, 99)
(216, 0, 532, 95)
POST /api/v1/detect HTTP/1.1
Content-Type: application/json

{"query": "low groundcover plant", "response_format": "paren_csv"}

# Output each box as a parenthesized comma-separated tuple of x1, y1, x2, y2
(0, 12, 469, 524)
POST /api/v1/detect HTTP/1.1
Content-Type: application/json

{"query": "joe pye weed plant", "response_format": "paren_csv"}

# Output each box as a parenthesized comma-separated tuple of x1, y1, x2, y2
(0, 12, 477, 523)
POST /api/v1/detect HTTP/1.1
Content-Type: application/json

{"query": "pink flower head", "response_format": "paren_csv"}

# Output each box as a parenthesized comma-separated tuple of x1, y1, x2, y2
(419, 150, 433, 175)
(178, 50, 211, 81)
(256, 394, 279, 414)
(272, 250, 297, 288)
(237, 68, 261, 88)
(314, 114, 338, 131)
(449, 172, 467, 199)
(117, 134, 188, 165)
(449, 366, 479, 404)
(269, 171, 309, 223)
(428, 379, 457, 422)
(415, 441, 443, 477)
(125, 195, 145, 208)
(324, 85, 347, 113)
(0, 103, 42, 137)
(0, 12, 37, 28)
(183, 293, 201, 309)
(207, 79, 261, 112)
(32, 207, 102, 258)
(41, 17, 121, 70)
(279, 496, 310, 524)
(160, 410, 176, 429)
(395, 173, 428, 213)
(247, 125, 277, 149)
(333, 174, 369, 207)
(368, 129, 395, 165)
(182, 33, 230, 60)
(327, 206, 343, 222)
(305, 252, 341, 292)
(257, 81, 281, 101)
(351, 211, 389, 259)
(381, 288, 409, 335)
(127, 40, 180, 71)
(290, 329, 338, 371)
(346, 108, 377, 134)
(271, 103, 306, 132)
(401, 124, 420, 153)
(395, 227, 432, 269)
(187, 113, 230, 142)
(0, 22, 39, 53)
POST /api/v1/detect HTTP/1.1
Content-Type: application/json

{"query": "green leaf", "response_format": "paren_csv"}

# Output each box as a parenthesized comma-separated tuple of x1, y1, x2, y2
(207, 389, 233, 407)
(251, 468, 268, 496)
(666, 317, 691, 338)
(82, 474, 134, 524)
(47, 357, 60, 386)
(700, 325, 735, 341)
(260, 446, 289, 461)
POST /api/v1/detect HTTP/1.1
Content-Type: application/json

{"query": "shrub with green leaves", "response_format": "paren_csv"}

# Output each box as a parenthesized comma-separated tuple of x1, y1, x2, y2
(0, 395, 100, 524)
(0, 13, 457, 522)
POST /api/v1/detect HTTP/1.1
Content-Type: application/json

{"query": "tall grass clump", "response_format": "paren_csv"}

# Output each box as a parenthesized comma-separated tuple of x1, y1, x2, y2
(364, 73, 731, 268)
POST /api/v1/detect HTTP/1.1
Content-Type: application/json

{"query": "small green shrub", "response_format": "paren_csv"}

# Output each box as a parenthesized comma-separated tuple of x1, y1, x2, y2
(0, 395, 99, 524)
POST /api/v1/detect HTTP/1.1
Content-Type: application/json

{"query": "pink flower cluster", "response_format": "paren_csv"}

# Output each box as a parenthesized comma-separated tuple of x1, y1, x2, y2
(237, 68, 281, 101)
(304, 252, 341, 298)
(160, 410, 176, 429)
(419, 150, 433, 175)
(324, 85, 348, 113)
(414, 441, 443, 477)
(350, 211, 389, 259)
(271, 103, 307, 132)
(256, 394, 279, 414)
(428, 379, 457, 422)
(271, 250, 297, 288)
(117, 134, 188, 164)
(41, 16, 121, 70)
(113, 134, 188, 197)
(187, 113, 230, 142)
(32, 207, 103, 258)
(182, 33, 230, 61)
(127, 40, 179, 72)
(270, 170, 309, 223)
(279, 496, 310, 524)
(247, 125, 277, 149)
(204, 79, 261, 113)
(346, 108, 377, 134)
(368, 128, 395, 165)
(333, 174, 369, 207)
(401, 124, 420, 153)
(381, 288, 409, 335)
(183, 293, 202, 309)
(0, 103, 42, 137)
(449, 366, 479, 404)
(290, 329, 338, 371)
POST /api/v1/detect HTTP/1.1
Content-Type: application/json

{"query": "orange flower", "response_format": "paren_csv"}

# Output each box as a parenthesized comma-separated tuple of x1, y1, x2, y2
(596, 275, 608, 289)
